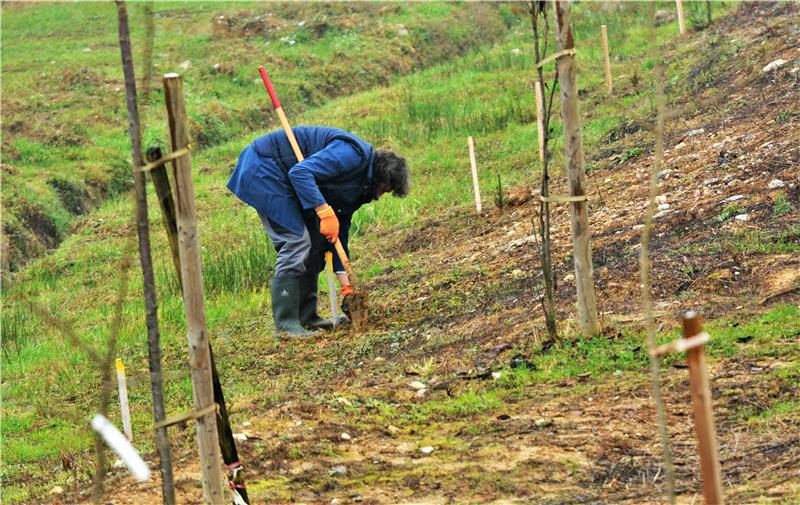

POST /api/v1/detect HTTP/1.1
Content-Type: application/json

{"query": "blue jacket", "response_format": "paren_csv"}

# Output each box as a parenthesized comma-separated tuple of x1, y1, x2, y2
(227, 126, 377, 269)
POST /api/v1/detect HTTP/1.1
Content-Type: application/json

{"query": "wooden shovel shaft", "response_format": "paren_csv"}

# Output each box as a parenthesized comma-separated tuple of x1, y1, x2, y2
(258, 64, 357, 289)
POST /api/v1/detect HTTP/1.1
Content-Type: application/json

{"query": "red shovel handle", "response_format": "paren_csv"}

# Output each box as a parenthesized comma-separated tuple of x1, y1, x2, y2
(258, 65, 281, 109)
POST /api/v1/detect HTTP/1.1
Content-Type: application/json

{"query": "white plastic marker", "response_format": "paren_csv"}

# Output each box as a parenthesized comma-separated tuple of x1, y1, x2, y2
(325, 252, 339, 328)
(91, 414, 151, 482)
(467, 136, 482, 213)
(115, 358, 133, 441)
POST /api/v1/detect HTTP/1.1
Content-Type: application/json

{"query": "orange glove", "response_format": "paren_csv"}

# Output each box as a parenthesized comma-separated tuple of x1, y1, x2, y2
(341, 284, 354, 318)
(341, 284, 354, 298)
(315, 203, 339, 243)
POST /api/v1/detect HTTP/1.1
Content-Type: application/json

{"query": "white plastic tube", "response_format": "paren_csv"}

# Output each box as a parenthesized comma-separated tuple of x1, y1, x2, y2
(325, 252, 339, 328)
(91, 414, 150, 482)
(115, 358, 133, 441)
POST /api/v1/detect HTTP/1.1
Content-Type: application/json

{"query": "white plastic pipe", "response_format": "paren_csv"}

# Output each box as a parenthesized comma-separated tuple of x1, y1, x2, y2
(91, 414, 151, 482)
(115, 358, 133, 441)
(325, 251, 339, 328)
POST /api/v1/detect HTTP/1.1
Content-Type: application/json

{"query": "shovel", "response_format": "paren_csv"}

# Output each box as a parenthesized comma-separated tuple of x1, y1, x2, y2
(258, 65, 369, 329)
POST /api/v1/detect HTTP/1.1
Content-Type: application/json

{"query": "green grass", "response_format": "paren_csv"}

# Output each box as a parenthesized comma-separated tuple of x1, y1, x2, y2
(772, 192, 794, 216)
(716, 204, 745, 222)
(1, 1, 512, 271)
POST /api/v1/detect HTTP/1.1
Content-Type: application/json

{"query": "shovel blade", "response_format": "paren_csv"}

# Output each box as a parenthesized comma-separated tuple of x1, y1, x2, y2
(349, 291, 369, 330)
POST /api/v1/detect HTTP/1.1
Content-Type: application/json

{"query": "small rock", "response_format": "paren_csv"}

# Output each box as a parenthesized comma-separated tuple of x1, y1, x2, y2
(658, 169, 672, 180)
(491, 371, 502, 380)
(534, 418, 553, 428)
(722, 194, 745, 203)
(703, 177, 719, 186)
(687, 128, 705, 137)
(415, 388, 427, 398)
(331, 499, 342, 505)
(654, 9, 676, 26)
(420, 446, 434, 455)
(657, 203, 670, 211)
(762, 59, 787, 73)
(654, 209, 672, 219)
(387, 425, 401, 435)
(330, 465, 347, 475)
(233, 433, 248, 442)
(768, 179, 786, 189)
(340, 432, 352, 441)
(409, 381, 426, 391)
(50, 486, 64, 495)
(655, 194, 668, 204)
(734, 213, 750, 222)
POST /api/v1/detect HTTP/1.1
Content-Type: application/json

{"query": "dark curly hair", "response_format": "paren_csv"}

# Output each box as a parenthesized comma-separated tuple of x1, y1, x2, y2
(372, 150, 410, 197)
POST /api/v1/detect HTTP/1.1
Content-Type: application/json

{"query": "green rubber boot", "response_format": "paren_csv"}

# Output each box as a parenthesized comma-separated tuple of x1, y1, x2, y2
(299, 273, 347, 330)
(271, 277, 320, 338)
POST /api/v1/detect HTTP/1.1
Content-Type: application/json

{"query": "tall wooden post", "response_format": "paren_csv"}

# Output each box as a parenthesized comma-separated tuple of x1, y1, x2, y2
(467, 136, 482, 213)
(115, 2, 176, 503)
(552, 0, 600, 336)
(147, 146, 249, 503)
(682, 312, 724, 504)
(676, 0, 686, 34)
(534, 81, 545, 163)
(601, 25, 613, 95)
(162, 73, 226, 503)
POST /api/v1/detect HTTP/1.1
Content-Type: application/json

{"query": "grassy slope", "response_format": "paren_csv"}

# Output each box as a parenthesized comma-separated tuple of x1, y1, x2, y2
(4, 1, 799, 503)
(1, 1, 511, 270)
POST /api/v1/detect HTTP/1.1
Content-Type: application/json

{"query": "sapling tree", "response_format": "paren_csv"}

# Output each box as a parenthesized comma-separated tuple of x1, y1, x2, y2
(527, 0, 559, 339)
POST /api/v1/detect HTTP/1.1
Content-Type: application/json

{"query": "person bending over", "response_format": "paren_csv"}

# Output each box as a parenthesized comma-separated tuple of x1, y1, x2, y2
(227, 126, 409, 337)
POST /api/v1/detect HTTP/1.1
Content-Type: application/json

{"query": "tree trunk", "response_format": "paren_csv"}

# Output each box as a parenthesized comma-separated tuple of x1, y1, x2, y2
(115, 2, 176, 503)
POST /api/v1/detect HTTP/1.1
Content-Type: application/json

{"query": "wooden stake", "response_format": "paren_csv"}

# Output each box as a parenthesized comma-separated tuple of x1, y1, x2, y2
(115, 359, 133, 441)
(682, 312, 724, 504)
(467, 136, 482, 213)
(146, 146, 182, 293)
(162, 73, 226, 504)
(146, 147, 249, 502)
(114, 2, 175, 502)
(601, 25, 613, 95)
(553, 0, 600, 336)
(676, 0, 686, 34)
(534, 81, 545, 163)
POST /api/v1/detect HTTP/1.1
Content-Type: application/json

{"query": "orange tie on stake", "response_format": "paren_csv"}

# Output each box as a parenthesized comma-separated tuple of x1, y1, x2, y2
(258, 65, 368, 329)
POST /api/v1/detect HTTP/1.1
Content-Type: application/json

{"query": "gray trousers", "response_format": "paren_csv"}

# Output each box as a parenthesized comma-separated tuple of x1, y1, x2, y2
(260, 214, 312, 278)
